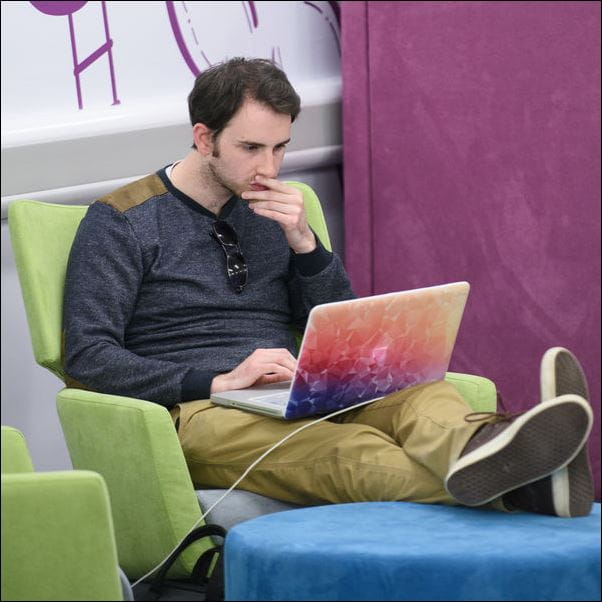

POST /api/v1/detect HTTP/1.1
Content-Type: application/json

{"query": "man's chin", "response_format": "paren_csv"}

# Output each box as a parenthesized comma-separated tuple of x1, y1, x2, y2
(218, 181, 242, 199)
(207, 164, 242, 198)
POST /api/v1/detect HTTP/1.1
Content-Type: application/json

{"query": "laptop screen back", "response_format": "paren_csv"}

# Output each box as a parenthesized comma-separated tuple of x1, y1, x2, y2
(284, 282, 470, 419)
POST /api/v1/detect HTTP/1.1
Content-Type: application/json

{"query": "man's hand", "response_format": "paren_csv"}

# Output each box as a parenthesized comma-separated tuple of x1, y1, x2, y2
(241, 176, 317, 254)
(210, 348, 297, 393)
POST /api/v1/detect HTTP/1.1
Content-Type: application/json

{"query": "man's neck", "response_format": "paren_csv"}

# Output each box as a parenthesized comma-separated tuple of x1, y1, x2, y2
(169, 152, 232, 216)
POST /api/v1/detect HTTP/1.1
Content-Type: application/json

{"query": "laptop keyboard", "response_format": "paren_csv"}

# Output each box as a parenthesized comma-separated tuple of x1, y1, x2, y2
(250, 392, 290, 406)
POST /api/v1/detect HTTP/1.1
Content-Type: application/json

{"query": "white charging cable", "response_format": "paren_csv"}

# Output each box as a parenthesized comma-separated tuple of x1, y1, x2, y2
(131, 395, 383, 589)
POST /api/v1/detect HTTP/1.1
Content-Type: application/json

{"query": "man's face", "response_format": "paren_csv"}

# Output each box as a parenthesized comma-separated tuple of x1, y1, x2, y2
(204, 99, 292, 197)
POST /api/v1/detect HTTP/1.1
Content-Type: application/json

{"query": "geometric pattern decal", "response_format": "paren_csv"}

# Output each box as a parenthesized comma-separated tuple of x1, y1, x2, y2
(285, 282, 469, 419)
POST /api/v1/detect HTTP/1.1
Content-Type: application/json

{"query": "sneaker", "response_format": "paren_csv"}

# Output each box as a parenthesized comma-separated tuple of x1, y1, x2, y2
(504, 348, 594, 517)
(445, 395, 593, 507)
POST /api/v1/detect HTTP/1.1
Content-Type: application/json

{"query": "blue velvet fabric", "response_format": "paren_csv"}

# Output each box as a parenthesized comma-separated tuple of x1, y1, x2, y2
(225, 502, 601, 601)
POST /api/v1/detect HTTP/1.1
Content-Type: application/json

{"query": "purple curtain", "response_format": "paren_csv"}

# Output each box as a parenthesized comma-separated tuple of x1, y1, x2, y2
(342, 1, 601, 497)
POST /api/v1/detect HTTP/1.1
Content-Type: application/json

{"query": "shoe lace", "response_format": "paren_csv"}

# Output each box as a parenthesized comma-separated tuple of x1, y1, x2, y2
(464, 411, 523, 423)
(464, 391, 523, 423)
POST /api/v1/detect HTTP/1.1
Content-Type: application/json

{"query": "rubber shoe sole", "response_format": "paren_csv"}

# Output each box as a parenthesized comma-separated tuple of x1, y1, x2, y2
(541, 347, 589, 400)
(540, 347, 594, 517)
(445, 395, 593, 507)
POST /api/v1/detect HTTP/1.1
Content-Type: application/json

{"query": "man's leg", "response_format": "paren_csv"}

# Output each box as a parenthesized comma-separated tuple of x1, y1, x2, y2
(335, 378, 593, 510)
(173, 394, 463, 506)
(173, 378, 592, 510)
(333, 380, 482, 485)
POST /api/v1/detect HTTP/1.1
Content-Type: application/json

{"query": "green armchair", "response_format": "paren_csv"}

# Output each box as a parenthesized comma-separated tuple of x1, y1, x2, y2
(7, 182, 497, 582)
(1, 425, 126, 601)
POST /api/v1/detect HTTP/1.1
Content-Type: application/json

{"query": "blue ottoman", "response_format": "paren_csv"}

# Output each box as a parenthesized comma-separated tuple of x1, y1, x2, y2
(225, 502, 601, 601)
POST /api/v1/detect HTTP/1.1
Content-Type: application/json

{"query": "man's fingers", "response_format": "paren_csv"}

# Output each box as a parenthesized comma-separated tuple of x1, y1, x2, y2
(242, 190, 284, 201)
(243, 193, 301, 216)
(253, 348, 296, 360)
(261, 350, 297, 371)
(250, 208, 298, 227)
(274, 356, 297, 372)
(257, 373, 293, 385)
(248, 200, 299, 215)
(250, 364, 294, 387)
(251, 176, 292, 194)
(248, 349, 297, 373)
(258, 362, 295, 378)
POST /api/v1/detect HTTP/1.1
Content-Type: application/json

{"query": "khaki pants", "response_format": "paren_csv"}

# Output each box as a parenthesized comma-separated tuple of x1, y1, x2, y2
(171, 380, 484, 506)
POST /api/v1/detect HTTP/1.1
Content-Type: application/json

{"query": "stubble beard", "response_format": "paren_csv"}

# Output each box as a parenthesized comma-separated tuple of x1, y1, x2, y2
(207, 160, 242, 199)
(203, 138, 246, 198)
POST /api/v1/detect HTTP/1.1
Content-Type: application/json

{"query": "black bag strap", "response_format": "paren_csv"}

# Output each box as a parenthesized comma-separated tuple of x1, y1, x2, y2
(205, 547, 225, 602)
(138, 523, 227, 601)
(190, 545, 225, 601)
(191, 546, 220, 583)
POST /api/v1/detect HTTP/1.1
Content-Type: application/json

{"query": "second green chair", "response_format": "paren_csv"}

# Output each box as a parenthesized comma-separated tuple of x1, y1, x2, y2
(1, 425, 128, 601)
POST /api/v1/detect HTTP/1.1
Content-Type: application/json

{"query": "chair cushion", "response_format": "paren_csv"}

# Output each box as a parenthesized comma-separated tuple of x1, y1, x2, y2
(196, 489, 305, 530)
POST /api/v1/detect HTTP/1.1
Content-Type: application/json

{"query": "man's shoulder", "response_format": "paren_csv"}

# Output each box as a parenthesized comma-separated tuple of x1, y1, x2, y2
(97, 173, 168, 214)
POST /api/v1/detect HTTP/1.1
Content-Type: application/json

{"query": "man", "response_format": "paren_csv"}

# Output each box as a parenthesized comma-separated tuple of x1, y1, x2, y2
(63, 57, 595, 517)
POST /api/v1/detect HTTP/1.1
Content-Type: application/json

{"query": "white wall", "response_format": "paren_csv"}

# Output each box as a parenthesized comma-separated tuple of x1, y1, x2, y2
(1, 1, 344, 470)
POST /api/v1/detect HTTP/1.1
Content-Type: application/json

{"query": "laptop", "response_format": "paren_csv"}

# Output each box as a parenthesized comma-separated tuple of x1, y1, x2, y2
(210, 281, 470, 420)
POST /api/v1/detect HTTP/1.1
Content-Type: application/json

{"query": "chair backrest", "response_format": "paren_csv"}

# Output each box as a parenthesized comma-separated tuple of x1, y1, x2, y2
(1, 426, 124, 600)
(7, 181, 331, 380)
(8, 202, 87, 380)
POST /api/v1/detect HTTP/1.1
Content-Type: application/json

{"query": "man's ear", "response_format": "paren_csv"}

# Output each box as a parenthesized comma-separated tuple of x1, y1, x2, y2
(192, 123, 214, 156)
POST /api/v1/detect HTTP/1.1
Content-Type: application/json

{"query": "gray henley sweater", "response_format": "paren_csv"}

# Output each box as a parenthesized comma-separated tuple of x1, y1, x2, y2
(62, 168, 355, 408)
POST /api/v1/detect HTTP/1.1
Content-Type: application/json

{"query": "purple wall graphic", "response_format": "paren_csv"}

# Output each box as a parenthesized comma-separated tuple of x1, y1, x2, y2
(243, 0, 259, 31)
(30, 1, 119, 110)
(305, 1, 341, 55)
(166, 1, 340, 77)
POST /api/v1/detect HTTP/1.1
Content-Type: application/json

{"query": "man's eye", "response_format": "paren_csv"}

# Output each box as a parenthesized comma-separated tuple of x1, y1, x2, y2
(245, 145, 258, 152)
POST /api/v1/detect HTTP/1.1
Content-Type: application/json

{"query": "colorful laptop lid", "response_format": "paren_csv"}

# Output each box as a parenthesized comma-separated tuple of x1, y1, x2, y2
(284, 281, 470, 419)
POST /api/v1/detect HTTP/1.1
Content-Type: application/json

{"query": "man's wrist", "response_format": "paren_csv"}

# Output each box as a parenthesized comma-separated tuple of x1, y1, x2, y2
(210, 373, 231, 394)
(290, 231, 317, 254)
(290, 234, 333, 277)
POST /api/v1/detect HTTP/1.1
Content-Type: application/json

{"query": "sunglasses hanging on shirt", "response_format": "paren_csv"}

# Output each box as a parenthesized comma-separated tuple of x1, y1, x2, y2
(211, 220, 248, 293)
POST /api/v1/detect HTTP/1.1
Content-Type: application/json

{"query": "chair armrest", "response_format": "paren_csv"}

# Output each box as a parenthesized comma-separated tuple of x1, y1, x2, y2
(1, 470, 122, 601)
(1, 425, 34, 473)
(444, 372, 497, 412)
(56, 388, 209, 580)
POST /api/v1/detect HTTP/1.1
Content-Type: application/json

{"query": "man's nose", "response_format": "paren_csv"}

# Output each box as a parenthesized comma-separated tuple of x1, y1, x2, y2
(258, 150, 278, 179)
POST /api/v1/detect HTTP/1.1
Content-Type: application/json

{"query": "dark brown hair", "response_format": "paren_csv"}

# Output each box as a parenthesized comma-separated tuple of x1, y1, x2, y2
(188, 57, 301, 147)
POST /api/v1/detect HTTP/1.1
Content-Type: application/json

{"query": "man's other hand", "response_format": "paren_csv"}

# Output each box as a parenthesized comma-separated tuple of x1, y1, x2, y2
(210, 348, 297, 393)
